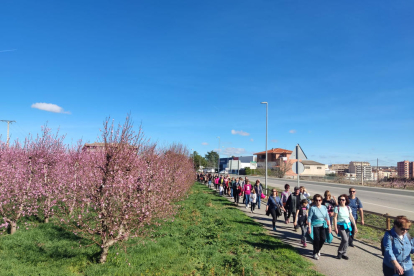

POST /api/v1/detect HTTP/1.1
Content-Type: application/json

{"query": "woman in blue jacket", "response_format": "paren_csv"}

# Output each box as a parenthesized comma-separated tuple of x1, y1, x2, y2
(308, 194, 332, 260)
(266, 189, 285, 231)
(383, 216, 414, 276)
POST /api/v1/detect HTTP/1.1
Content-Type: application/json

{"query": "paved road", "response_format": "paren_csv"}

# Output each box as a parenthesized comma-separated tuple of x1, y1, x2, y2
(232, 175, 414, 220)
(206, 183, 384, 276)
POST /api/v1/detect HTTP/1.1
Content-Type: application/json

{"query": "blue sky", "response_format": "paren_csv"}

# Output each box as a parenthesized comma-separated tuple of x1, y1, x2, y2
(1, 0, 413, 166)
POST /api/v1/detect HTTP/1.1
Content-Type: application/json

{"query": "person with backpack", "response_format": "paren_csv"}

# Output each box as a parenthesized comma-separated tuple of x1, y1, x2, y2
(333, 194, 357, 260)
(382, 215, 414, 276)
(266, 189, 286, 231)
(348, 187, 364, 247)
(254, 180, 263, 209)
(322, 190, 337, 227)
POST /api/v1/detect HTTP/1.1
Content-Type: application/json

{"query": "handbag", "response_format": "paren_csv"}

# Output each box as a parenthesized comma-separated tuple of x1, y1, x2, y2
(261, 193, 266, 199)
(276, 205, 283, 217)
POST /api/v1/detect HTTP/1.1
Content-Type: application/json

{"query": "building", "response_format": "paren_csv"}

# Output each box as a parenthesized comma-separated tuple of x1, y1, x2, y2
(301, 160, 326, 177)
(329, 164, 349, 175)
(373, 169, 398, 181)
(254, 148, 293, 169)
(349, 161, 373, 180)
(220, 156, 256, 173)
(397, 161, 414, 179)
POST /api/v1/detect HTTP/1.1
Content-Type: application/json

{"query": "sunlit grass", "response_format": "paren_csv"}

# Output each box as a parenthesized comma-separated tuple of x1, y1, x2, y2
(0, 183, 323, 276)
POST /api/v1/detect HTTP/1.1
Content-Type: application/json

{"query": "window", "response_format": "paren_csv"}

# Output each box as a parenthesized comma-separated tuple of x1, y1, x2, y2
(305, 166, 310, 169)
(317, 167, 322, 169)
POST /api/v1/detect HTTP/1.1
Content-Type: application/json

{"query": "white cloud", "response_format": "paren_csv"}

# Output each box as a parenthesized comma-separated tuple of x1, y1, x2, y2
(222, 147, 246, 156)
(31, 103, 71, 114)
(289, 129, 296, 134)
(201, 142, 209, 145)
(250, 138, 254, 142)
(231, 129, 250, 136)
(271, 139, 278, 143)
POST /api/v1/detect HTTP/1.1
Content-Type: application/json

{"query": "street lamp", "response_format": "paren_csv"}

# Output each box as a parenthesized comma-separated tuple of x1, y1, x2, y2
(217, 136, 220, 173)
(260, 102, 268, 195)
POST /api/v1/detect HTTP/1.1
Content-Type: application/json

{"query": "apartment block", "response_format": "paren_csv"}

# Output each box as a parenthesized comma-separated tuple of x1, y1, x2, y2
(397, 160, 414, 179)
(349, 161, 372, 180)
(330, 164, 349, 175)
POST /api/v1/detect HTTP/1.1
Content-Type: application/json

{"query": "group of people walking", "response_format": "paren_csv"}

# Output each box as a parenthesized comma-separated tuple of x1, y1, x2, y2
(196, 173, 414, 276)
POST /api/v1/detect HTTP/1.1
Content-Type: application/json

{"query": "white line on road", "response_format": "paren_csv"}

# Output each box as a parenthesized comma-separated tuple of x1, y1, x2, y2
(363, 202, 414, 214)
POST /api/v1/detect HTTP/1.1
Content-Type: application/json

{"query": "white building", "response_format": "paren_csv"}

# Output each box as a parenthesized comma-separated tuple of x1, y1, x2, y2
(349, 161, 373, 180)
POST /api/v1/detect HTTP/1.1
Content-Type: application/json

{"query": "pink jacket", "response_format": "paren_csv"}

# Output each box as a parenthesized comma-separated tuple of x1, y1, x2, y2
(243, 184, 252, 195)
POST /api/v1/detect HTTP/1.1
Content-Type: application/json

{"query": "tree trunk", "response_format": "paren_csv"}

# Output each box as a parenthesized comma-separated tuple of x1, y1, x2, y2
(98, 245, 110, 263)
(44, 217, 49, 223)
(8, 221, 17, 235)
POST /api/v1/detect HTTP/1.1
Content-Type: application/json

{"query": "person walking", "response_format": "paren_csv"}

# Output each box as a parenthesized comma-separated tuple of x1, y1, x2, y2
(286, 187, 302, 231)
(243, 180, 252, 209)
(266, 189, 285, 231)
(294, 199, 309, 247)
(308, 194, 332, 260)
(382, 216, 414, 276)
(348, 187, 364, 247)
(208, 174, 212, 189)
(254, 180, 263, 209)
(333, 194, 357, 260)
(322, 190, 337, 226)
(233, 179, 240, 204)
(281, 184, 291, 224)
(250, 189, 257, 213)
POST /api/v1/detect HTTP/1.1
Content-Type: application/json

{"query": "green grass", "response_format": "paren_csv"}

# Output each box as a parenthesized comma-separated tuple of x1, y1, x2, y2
(0, 183, 323, 276)
(357, 213, 414, 245)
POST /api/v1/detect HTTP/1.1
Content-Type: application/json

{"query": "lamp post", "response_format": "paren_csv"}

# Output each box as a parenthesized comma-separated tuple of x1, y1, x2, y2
(260, 102, 268, 195)
(217, 136, 220, 173)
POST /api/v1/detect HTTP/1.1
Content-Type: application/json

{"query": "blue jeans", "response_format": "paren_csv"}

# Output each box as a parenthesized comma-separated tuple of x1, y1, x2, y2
(383, 263, 413, 276)
(257, 196, 261, 209)
(245, 194, 251, 207)
(230, 188, 233, 197)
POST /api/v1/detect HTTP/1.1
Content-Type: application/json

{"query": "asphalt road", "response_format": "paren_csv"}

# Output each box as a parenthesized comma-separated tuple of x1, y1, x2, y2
(232, 175, 414, 221)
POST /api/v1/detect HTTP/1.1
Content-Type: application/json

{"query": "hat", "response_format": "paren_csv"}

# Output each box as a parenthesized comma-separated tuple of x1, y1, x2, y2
(294, 187, 300, 191)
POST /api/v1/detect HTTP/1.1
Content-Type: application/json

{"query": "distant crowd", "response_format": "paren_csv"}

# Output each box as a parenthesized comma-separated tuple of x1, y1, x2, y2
(197, 173, 414, 276)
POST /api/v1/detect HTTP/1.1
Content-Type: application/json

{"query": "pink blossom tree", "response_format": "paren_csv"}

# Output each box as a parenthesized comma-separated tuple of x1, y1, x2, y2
(56, 116, 194, 263)
(0, 139, 40, 234)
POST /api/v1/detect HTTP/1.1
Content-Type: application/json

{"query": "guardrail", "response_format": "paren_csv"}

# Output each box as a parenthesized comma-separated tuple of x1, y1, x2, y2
(361, 210, 414, 231)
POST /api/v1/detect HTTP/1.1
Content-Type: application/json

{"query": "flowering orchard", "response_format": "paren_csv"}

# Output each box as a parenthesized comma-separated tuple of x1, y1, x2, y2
(0, 117, 195, 263)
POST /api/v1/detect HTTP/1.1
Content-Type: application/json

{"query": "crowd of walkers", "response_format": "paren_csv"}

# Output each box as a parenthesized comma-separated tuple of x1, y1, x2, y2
(196, 173, 367, 260)
(197, 173, 414, 276)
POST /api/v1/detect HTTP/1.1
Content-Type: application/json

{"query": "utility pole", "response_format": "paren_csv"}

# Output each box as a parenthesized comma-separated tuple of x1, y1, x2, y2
(217, 136, 220, 173)
(377, 158, 379, 184)
(361, 161, 364, 186)
(0, 120, 16, 146)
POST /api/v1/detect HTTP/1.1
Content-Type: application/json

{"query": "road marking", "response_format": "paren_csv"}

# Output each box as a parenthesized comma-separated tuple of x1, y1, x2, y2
(362, 202, 414, 214)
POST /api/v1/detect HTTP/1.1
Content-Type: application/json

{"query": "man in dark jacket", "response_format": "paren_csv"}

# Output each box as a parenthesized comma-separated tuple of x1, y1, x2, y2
(286, 187, 305, 231)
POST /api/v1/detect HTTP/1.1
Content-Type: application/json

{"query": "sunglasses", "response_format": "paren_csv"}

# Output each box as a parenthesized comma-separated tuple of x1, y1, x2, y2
(339, 199, 345, 201)
(401, 228, 410, 231)
(316, 199, 322, 202)
(272, 191, 277, 193)
(350, 191, 356, 193)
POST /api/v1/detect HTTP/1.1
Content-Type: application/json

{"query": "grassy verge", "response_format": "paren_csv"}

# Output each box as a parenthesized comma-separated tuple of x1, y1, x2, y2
(356, 213, 414, 245)
(0, 182, 323, 276)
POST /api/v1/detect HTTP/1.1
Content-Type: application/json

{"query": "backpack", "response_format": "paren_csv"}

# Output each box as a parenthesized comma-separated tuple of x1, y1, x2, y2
(381, 231, 411, 256)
